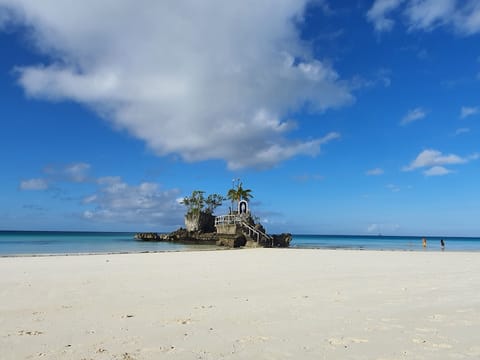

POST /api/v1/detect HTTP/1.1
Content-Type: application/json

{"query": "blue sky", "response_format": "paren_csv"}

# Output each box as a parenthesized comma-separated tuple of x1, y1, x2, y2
(1, 0, 479, 236)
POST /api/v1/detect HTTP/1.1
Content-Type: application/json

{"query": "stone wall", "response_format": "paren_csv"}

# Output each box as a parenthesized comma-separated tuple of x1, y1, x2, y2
(215, 223, 240, 235)
(216, 234, 246, 247)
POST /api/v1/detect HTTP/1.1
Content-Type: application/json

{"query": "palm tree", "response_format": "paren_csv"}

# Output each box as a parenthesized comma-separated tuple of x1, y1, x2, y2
(227, 181, 253, 213)
(236, 183, 253, 201)
(205, 194, 225, 214)
(227, 188, 240, 203)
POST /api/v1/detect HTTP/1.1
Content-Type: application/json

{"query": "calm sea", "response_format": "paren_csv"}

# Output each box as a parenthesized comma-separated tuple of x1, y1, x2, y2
(0, 231, 215, 256)
(1, 231, 479, 255)
(292, 234, 480, 251)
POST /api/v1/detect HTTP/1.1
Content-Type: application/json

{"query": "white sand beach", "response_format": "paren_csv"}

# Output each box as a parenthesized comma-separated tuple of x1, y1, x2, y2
(1, 249, 480, 359)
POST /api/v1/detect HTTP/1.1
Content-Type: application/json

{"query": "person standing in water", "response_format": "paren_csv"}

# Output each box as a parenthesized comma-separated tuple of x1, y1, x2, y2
(422, 237, 427, 248)
(440, 238, 445, 250)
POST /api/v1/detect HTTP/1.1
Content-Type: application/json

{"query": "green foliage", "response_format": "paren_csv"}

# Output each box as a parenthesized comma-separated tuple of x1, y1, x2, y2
(227, 188, 239, 203)
(205, 193, 225, 214)
(181, 190, 225, 215)
(227, 181, 253, 203)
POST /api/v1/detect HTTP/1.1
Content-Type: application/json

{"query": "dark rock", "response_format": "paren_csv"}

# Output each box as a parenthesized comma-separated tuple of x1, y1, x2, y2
(134, 232, 163, 241)
(216, 234, 246, 248)
(271, 233, 292, 247)
(134, 229, 290, 248)
(184, 212, 215, 232)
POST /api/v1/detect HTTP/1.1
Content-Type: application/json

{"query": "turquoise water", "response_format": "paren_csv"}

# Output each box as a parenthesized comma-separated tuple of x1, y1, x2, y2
(1, 231, 479, 255)
(291, 234, 480, 251)
(0, 231, 216, 255)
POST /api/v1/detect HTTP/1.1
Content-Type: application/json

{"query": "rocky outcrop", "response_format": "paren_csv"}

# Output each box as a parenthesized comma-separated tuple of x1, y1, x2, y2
(134, 232, 163, 241)
(135, 224, 291, 248)
(164, 228, 217, 244)
(135, 228, 252, 248)
(184, 212, 215, 232)
(243, 233, 292, 248)
(215, 234, 247, 248)
(272, 233, 292, 247)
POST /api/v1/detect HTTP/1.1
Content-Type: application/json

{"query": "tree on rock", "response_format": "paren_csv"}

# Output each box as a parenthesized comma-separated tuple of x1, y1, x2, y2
(227, 181, 253, 204)
(205, 194, 225, 214)
(181, 190, 225, 232)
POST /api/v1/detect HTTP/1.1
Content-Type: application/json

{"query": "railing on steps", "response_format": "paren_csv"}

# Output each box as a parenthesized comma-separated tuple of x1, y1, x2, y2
(215, 214, 242, 225)
(215, 214, 273, 246)
(240, 221, 273, 246)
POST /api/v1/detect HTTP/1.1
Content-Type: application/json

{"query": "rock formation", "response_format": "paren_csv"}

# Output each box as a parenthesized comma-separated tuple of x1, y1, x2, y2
(135, 186, 291, 248)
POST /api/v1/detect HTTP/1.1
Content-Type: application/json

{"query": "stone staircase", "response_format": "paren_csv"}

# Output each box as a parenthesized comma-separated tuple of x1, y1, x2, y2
(240, 221, 273, 247)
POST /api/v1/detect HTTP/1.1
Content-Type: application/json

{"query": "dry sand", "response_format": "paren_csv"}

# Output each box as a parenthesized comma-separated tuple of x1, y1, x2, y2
(1, 248, 480, 359)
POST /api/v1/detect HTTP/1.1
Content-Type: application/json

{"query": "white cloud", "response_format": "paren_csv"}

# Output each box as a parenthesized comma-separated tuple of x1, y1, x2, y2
(404, 149, 468, 171)
(367, 0, 405, 32)
(82, 195, 97, 204)
(64, 163, 91, 182)
(403, 149, 478, 176)
(405, 0, 456, 31)
(226, 131, 340, 170)
(21, 163, 186, 226)
(400, 107, 426, 125)
(460, 106, 479, 118)
(366, 168, 384, 176)
(0, 0, 353, 170)
(19, 178, 48, 191)
(43, 162, 91, 182)
(368, 0, 480, 35)
(423, 165, 452, 176)
(82, 177, 184, 226)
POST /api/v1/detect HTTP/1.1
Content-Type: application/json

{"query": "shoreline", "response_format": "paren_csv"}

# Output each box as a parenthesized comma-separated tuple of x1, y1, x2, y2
(1, 245, 479, 258)
(0, 245, 480, 259)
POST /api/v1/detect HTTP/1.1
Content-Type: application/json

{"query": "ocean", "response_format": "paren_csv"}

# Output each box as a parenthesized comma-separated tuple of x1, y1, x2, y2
(292, 234, 480, 251)
(1, 231, 480, 255)
(0, 231, 208, 256)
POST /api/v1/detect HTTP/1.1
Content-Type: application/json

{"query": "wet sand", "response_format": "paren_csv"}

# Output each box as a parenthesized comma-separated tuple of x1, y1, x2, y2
(1, 249, 479, 359)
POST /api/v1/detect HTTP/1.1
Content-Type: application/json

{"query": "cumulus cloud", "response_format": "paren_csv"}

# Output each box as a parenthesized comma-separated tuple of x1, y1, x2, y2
(82, 177, 183, 226)
(18, 163, 92, 190)
(227, 131, 340, 170)
(423, 165, 452, 176)
(0, 0, 353, 170)
(366, 168, 384, 176)
(460, 106, 479, 118)
(367, 0, 405, 32)
(404, 149, 467, 170)
(20, 163, 185, 226)
(400, 107, 426, 125)
(403, 149, 477, 175)
(404, 0, 456, 31)
(367, 0, 480, 35)
(43, 162, 91, 182)
(19, 178, 48, 191)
